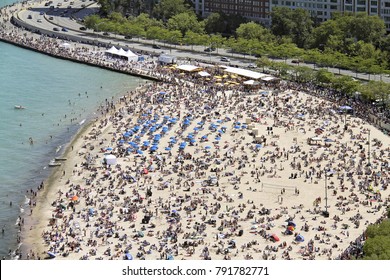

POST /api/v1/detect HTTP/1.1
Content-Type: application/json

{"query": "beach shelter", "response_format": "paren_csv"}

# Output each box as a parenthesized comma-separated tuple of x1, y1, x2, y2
(243, 80, 260, 86)
(124, 253, 133, 260)
(59, 42, 71, 49)
(47, 252, 56, 259)
(295, 234, 305, 242)
(198, 71, 211, 77)
(339, 105, 352, 111)
(271, 234, 280, 242)
(104, 154, 117, 165)
(105, 46, 119, 55)
(125, 50, 138, 62)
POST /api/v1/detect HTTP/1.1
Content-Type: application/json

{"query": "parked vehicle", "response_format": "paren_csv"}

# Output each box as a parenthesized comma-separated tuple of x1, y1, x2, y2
(158, 54, 177, 65)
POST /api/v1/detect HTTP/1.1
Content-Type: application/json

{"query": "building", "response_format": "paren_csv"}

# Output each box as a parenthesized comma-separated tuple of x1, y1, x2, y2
(203, 0, 271, 24)
(200, 0, 390, 30)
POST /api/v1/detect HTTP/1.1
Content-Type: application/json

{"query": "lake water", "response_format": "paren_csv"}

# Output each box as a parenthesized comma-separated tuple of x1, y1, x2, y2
(0, 0, 145, 258)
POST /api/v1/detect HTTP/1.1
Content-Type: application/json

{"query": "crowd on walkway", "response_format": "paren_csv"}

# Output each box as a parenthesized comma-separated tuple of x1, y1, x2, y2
(1, 1, 389, 261)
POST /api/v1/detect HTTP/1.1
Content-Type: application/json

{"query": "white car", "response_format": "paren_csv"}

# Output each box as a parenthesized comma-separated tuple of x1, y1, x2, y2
(220, 57, 230, 62)
(248, 63, 257, 68)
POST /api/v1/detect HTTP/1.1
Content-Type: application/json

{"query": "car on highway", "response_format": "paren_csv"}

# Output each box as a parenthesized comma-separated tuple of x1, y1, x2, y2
(152, 44, 161, 49)
(79, 26, 87, 31)
(102, 32, 110, 36)
(37, 19, 42, 23)
(53, 27, 60, 31)
(27, 14, 32, 19)
(204, 47, 215, 52)
(248, 63, 257, 68)
(40, 11, 45, 15)
(124, 36, 133, 39)
(49, 16, 54, 20)
(220, 57, 230, 62)
(61, 27, 69, 32)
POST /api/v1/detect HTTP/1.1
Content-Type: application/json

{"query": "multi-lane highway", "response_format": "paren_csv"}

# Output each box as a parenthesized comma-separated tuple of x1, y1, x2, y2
(14, 0, 390, 82)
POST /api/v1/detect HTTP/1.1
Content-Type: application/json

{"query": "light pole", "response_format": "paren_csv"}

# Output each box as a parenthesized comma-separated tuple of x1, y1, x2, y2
(94, 22, 105, 41)
(323, 169, 333, 218)
(367, 129, 371, 166)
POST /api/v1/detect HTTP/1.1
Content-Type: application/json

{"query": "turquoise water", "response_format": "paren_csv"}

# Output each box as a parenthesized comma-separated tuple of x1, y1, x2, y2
(0, 1, 145, 258)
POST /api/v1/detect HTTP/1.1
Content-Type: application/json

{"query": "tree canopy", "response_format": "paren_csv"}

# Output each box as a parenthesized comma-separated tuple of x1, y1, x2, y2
(363, 220, 390, 260)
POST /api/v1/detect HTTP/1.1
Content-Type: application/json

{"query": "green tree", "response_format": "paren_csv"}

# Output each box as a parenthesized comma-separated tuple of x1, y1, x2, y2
(235, 21, 273, 42)
(363, 220, 390, 260)
(271, 7, 313, 48)
(204, 13, 226, 34)
(133, 13, 163, 31)
(331, 75, 359, 95)
(315, 69, 334, 86)
(167, 12, 205, 36)
(210, 34, 226, 54)
(153, 0, 191, 21)
(256, 56, 271, 72)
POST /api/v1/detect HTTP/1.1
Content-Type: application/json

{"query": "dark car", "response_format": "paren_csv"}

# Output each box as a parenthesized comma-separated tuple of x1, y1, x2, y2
(49, 16, 54, 20)
(204, 47, 216, 52)
(152, 44, 161, 49)
(79, 26, 87, 31)
(61, 27, 68, 32)
(27, 14, 32, 19)
(53, 27, 60, 31)
(124, 35, 132, 39)
(102, 32, 110, 36)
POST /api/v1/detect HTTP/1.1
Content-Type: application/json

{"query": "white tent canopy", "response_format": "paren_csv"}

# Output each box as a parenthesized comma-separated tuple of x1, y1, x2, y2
(59, 42, 71, 49)
(262, 76, 278, 81)
(104, 154, 117, 165)
(198, 71, 211, 77)
(105, 46, 139, 61)
(176, 65, 202, 72)
(125, 50, 138, 62)
(224, 67, 268, 80)
(105, 46, 119, 55)
(243, 80, 260, 85)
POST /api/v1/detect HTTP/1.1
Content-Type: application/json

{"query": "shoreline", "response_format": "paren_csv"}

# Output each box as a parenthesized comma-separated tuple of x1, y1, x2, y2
(20, 82, 152, 259)
(1, 2, 389, 261)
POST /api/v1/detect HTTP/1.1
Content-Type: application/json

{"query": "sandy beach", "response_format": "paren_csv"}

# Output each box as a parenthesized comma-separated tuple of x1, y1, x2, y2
(0, 1, 388, 261)
(20, 77, 389, 260)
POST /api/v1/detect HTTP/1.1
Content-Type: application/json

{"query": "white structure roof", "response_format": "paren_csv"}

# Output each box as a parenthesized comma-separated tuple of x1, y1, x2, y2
(224, 67, 268, 80)
(198, 71, 211, 77)
(177, 65, 202, 72)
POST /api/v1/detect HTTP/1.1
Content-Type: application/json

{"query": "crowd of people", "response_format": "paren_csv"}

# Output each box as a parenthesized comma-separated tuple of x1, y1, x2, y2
(1, 1, 389, 261)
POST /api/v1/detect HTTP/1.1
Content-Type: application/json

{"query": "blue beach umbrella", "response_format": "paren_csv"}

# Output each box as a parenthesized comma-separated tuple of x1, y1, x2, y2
(205, 146, 211, 149)
(165, 147, 171, 151)
(137, 150, 143, 155)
